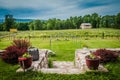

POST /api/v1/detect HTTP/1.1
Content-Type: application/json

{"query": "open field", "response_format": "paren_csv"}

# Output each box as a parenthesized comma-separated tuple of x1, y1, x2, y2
(0, 28, 120, 80)
(0, 28, 120, 61)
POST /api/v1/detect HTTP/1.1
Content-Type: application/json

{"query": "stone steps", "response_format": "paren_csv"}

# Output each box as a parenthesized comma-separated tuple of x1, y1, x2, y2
(38, 61, 83, 74)
(53, 61, 75, 68)
(39, 68, 82, 74)
(17, 61, 108, 74)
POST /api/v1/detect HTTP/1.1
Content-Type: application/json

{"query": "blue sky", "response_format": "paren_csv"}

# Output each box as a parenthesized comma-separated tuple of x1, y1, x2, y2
(0, 0, 120, 19)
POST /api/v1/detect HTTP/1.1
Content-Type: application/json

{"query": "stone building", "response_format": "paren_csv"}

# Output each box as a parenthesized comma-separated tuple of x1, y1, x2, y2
(80, 23, 92, 29)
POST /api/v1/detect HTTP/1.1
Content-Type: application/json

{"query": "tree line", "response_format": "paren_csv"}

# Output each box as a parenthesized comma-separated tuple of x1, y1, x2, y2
(0, 13, 120, 31)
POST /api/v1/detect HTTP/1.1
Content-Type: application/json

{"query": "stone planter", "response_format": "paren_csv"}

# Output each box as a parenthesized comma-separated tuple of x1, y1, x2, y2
(28, 48, 39, 61)
(85, 56, 99, 70)
(18, 56, 32, 69)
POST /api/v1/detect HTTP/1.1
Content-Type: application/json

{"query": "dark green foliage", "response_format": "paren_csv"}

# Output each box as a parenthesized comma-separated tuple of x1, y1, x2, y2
(33, 20, 43, 30)
(48, 58, 53, 68)
(1, 13, 120, 31)
(15, 23, 29, 30)
(27, 12, 120, 30)
(0, 23, 4, 31)
(115, 13, 120, 29)
(28, 20, 43, 30)
(4, 14, 15, 31)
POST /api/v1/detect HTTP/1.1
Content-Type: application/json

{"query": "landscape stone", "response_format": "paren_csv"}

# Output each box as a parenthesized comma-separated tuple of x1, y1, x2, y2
(16, 48, 120, 74)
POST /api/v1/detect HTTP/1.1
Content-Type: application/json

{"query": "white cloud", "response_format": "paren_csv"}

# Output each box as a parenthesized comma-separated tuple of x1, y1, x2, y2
(28, 2, 120, 19)
(0, 0, 63, 9)
(0, 0, 120, 19)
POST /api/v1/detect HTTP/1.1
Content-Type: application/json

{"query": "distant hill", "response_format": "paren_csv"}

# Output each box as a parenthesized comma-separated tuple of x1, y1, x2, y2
(0, 19, 46, 23)
(0, 19, 34, 23)
(15, 19, 34, 23)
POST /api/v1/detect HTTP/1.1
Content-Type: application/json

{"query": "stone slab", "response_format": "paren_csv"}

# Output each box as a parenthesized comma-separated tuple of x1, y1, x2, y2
(16, 49, 48, 72)
(16, 66, 34, 72)
(16, 48, 113, 74)
(75, 49, 109, 73)
(40, 68, 82, 74)
(53, 61, 74, 69)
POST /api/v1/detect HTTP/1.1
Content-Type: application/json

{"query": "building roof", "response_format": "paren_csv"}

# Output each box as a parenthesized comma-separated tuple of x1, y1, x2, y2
(81, 23, 91, 26)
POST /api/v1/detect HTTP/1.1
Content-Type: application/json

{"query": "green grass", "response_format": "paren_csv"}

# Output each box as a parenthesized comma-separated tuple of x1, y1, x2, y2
(0, 38, 120, 61)
(0, 28, 120, 80)
(0, 57, 120, 80)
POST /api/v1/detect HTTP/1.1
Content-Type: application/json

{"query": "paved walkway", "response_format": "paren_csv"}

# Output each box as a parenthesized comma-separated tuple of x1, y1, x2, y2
(53, 61, 74, 68)
(39, 61, 83, 74)
(34, 61, 108, 74)
(17, 60, 108, 74)
(17, 61, 83, 74)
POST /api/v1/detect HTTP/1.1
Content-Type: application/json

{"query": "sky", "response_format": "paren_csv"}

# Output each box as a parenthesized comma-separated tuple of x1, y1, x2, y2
(0, 0, 120, 20)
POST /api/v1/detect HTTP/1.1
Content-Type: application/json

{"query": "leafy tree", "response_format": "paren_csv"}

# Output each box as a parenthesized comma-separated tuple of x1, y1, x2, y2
(115, 13, 120, 29)
(100, 15, 115, 28)
(83, 14, 91, 23)
(42, 21, 47, 30)
(28, 21, 34, 30)
(15, 23, 29, 30)
(4, 14, 15, 31)
(91, 13, 100, 28)
(33, 20, 43, 30)
(55, 19, 61, 30)
(46, 19, 56, 30)
(2, 13, 120, 31)
(76, 16, 83, 29)
(0, 23, 4, 31)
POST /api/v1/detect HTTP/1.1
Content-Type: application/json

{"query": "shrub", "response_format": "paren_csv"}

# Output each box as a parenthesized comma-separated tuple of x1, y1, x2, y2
(93, 49, 119, 63)
(2, 39, 31, 64)
(2, 45, 27, 64)
(13, 39, 31, 49)
(48, 58, 53, 68)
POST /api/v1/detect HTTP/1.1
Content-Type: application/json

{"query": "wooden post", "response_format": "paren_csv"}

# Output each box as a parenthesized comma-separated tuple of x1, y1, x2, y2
(28, 34, 31, 42)
(102, 32, 104, 39)
(50, 35, 52, 50)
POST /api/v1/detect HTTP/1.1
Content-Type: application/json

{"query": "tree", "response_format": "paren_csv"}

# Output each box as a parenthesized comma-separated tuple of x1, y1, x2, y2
(33, 20, 43, 30)
(15, 23, 29, 30)
(91, 13, 100, 28)
(75, 16, 83, 29)
(83, 14, 91, 23)
(0, 23, 4, 31)
(115, 13, 120, 29)
(55, 19, 61, 30)
(4, 14, 15, 31)
(28, 21, 34, 30)
(46, 19, 56, 30)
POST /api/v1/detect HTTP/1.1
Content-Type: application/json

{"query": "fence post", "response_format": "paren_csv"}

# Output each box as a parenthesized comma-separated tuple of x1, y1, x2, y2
(50, 35, 52, 50)
(28, 34, 31, 42)
(102, 32, 104, 39)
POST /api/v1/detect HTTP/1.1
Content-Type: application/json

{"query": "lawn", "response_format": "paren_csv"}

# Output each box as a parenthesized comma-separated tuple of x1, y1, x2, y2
(0, 58, 120, 80)
(0, 28, 120, 80)
(0, 38, 120, 61)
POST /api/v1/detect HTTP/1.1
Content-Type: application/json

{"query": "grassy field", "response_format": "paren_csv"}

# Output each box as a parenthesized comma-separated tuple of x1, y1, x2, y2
(0, 28, 120, 80)
(0, 28, 120, 61)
